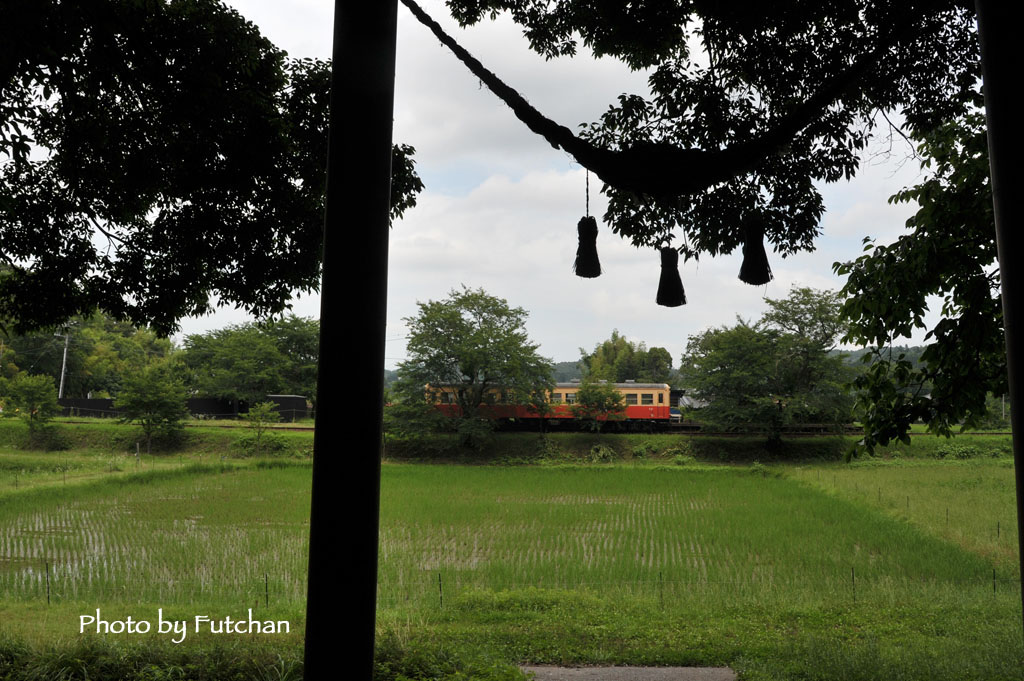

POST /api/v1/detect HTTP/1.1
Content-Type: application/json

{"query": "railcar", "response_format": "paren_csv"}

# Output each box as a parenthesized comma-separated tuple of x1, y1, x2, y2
(428, 381, 673, 427)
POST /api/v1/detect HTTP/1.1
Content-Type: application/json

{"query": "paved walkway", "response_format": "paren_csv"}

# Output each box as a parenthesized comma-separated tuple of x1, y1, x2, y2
(521, 666, 736, 681)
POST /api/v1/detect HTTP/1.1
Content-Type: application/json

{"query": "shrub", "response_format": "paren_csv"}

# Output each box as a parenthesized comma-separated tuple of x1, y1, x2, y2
(234, 432, 287, 456)
(935, 443, 982, 459)
(245, 401, 281, 456)
(115, 365, 189, 454)
(2, 374, 61, 443)
(631, 441, 657, 458)
(25, 424, 72, 451)
(590, 444, 616, 462)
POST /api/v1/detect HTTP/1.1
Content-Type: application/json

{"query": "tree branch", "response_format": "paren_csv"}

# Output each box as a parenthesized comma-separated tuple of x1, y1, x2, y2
(400, 0, 922, 198)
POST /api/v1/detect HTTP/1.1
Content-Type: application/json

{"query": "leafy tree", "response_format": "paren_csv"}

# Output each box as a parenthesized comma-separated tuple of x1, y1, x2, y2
(259, 315, 320, 401)
(1, 313, 175, 399)
(761, 287, 847, 353)
(182, 318, 319, 407)
(681, 288, 855, 439)
(0, 1, 422, 335)
(2, 373, 61, 437)
(0, 338, 16, 380)
(580, 331, 675, 383)
(394, 287, 554, 437)
(834, 110, 1005, 449)
(572, 379, 626, 432)
(245, 401, 281, 457)
(114, 364, 189, 454)
(183, 326, 284, 409)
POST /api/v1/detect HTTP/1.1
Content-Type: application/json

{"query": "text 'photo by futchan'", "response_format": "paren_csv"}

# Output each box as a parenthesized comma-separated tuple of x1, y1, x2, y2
(78, 609, 291, 644)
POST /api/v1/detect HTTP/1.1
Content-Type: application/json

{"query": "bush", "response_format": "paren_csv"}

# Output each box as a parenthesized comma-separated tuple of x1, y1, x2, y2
(115, 365, 189, 454)
(631, 441, 657, 458)
(234, 432, 287, 456)
(935, 443, 982, 459)
(590, 444, 616, 462)
(2, 374, 61, 443)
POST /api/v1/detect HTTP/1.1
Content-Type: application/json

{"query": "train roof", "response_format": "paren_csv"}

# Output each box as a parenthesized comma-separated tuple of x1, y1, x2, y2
(555, 382, 670, 389)
(426, 382, 672, 390)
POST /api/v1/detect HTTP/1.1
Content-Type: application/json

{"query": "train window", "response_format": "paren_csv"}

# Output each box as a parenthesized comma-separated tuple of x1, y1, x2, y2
(625, 393, 637, 405)
(440, 392, 455, 404)
(551, 393, 562, 403)
(658, 393, 664, 404)
(566, 393, 577, 404)
(641, 393, 654, 405)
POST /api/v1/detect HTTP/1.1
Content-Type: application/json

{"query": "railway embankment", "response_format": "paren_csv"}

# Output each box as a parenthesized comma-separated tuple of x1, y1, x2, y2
(1, 419, 1012, 463)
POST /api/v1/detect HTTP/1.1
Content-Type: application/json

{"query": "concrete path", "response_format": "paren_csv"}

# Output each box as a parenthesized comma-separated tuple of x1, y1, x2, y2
(521, 666, 736, 681)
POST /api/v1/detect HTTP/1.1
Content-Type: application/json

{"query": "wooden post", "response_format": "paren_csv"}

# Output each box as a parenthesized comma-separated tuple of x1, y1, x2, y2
(304, 2, 397, 677)
(976, 0, 1024, 634)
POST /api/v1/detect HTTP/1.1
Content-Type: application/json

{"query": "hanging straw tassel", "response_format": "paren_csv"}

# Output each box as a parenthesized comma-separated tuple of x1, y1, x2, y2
(573, 216, 601, 278)
(738, 220, 773, 285)
(656, 247, 686, 307)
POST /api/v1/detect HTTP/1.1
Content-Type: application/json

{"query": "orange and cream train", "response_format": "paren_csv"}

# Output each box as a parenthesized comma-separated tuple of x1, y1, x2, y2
(428, 381, 673, 425)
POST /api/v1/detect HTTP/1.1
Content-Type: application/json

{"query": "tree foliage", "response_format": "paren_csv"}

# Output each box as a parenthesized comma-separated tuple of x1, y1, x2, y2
(579, 330, 674, 383)
(1, 373, 61, 434)
(680, 287, 855, 438)
(114, 363, 189, 454)
(183, 325, 284, 406)
(395, 287, 554, 426)
(1, 1, 422, 335)
(410, 0, 977, 269)
(571, 379, 626, 432)
(245, 401, 281, 457)
(0, 313, 174, 399)
(834, 109, 1004, 449)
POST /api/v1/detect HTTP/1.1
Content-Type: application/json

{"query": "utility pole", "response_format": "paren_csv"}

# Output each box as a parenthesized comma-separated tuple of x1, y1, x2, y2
(57, 326, 70, 399)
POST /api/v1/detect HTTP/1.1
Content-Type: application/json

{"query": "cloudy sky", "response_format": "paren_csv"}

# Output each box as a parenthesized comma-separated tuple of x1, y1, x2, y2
(188, 0, 932, 369)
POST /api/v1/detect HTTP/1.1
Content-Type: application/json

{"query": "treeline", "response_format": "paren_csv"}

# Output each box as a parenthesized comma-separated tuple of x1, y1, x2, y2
(384, 285, 1011, 447)
(0, 313, 319, 405)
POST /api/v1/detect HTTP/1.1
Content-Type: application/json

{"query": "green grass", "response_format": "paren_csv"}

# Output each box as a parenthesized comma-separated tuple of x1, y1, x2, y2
(1, 450, 1022, 679)
(788, 458, 1020, 573)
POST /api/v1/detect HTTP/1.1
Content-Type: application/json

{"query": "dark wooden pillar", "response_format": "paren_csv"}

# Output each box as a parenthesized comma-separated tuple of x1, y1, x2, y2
(976, 0, 1024, 630)
(305, 1, 397, 677)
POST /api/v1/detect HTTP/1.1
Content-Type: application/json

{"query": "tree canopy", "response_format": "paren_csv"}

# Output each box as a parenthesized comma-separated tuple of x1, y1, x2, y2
(404, 0, 977, 271)
(0, 312, 174, 399)
(1, 0, 423, 335)
(835, 109, 1004, 448)
(579, 330, 674, 384)
(394, 287, 554, 422)
(182, 315, 319, 405)
(680, 287, 855, 438)
(114, 362, 189, 454)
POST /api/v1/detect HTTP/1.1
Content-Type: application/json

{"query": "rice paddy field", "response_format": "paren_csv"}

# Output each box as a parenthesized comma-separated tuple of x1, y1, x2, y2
(1, 442, 1023, 679)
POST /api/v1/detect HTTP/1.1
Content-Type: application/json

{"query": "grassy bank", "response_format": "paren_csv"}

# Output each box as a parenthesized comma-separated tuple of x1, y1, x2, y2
(385, 430, 1013, 463)
(0, 418, 314, 458)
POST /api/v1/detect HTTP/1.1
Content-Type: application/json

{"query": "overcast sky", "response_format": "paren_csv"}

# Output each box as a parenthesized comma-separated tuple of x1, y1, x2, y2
(185, 0, 932, 369)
